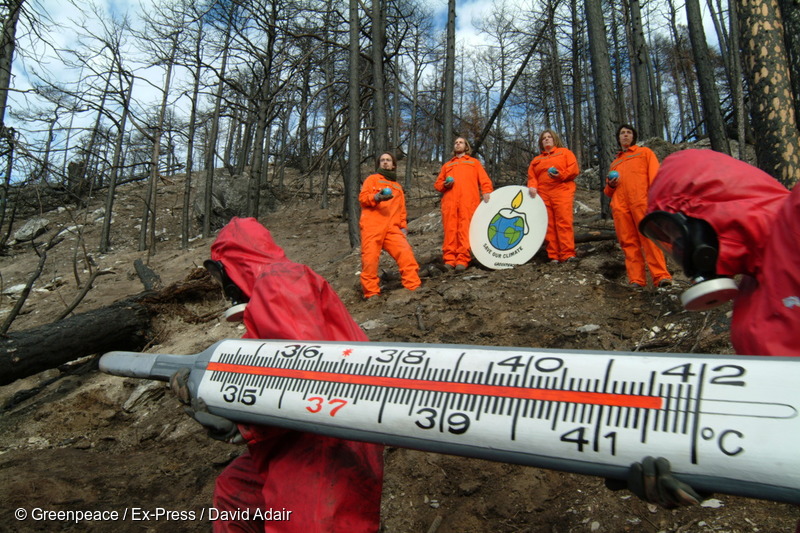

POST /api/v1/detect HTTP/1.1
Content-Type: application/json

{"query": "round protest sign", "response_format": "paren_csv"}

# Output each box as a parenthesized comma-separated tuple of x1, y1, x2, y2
(469, 185, 547, 269)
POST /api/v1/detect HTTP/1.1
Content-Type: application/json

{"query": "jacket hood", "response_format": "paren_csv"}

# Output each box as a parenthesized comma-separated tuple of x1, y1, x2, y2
(210, 217, 289, 297)
(648, 149, 789, 276)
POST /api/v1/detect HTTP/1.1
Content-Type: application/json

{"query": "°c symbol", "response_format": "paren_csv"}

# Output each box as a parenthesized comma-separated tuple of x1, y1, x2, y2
(718, 429, 744, 456)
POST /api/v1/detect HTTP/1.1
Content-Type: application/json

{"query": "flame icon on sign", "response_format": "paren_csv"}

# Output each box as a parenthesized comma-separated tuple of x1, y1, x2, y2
(511, 190, 523, 210)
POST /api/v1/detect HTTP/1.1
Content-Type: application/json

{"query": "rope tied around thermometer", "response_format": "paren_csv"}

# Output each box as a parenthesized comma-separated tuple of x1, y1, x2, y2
(100, 339, 800, 504)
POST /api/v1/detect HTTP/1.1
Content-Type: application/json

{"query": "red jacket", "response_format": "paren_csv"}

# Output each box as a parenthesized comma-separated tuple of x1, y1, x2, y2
(209, 217, 383, 532)
(210, 217, 370, 348)
(648, 150, 798, 356)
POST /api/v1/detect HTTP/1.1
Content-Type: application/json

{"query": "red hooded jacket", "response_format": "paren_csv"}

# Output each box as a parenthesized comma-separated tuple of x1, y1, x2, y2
(208, 217, 383, 532)
(648, 150, 799, 357)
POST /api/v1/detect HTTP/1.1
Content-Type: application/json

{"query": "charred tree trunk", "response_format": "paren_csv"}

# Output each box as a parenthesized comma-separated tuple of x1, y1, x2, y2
(686, 0, 730, 154)
(0, 0, 24, 127)
(738, 0, 800, 186)
(574, 230, 619, 243)
(729, 1, 748, 160)
(182, 19, 205, 249)
(203, 31, 231, 237)
(629, 0, 654, 138)
(0, 266, 220, 386)
(777, 0, 800, 124)
(100, 73, 134, 254)
(371, 0, 388, 153)
(585, 0, 617, 218)
(442, 0, 456, 150)
(570, 0, 584, 166)
(346, 0, 362, 248)
(0, 300, 153, 386)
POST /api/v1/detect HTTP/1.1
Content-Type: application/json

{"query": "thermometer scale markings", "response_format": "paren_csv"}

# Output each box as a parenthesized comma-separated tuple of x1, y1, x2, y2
(207, 348, 797, 449)
(99, 339, 800, 505)
(690, 364, 708, 464)
(205, 360, 664, 409)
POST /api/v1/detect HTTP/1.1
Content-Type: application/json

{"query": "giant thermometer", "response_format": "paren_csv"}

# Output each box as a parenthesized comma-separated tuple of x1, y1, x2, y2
(100, 339, 799, 504)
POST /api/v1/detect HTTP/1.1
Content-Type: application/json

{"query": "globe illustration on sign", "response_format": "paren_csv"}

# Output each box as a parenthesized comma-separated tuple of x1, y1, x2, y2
(486, 191, 529, 251)
(487, 213, 525, 250)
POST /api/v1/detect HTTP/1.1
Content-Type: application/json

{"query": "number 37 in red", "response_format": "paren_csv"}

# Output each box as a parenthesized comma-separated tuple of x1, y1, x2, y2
(306, 397, 348, 416)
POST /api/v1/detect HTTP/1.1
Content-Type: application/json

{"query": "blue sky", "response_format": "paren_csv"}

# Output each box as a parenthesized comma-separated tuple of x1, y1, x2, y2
(12, 0, 708, 110)
(9, 0, 499, 127)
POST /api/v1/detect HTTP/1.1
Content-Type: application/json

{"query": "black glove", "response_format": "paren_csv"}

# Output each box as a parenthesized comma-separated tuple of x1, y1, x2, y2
(184, 397, 244, 444)
(169, 368, 243, 444)
(607, 456, 704, 508)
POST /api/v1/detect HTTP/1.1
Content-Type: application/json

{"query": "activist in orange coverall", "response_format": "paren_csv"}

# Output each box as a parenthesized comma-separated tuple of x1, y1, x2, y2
(603, 124, 672, 288)
(527, 129, 580, 262)
(178, 217, 384, 533)
(358, 153, 421, 299)
(434, 137, 494, 270)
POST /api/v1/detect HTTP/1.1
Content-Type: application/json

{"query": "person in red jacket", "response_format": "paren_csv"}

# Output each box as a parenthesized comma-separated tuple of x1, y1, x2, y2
(641, 149, 799, 357)
(623, 150, 800, 513)
(604, 124, 672, 288)
(175, 217, 384, 533)
(358, 153, 421, 299)
(434, 137, 494, 270)
(527, 129, 580, 263)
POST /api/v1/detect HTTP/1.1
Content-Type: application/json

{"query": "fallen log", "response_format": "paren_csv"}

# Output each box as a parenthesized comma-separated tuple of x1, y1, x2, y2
(0, 267, 221, 386)
(134, 258, 162, 291)
(574, 230, 618, 243)
(0, 299, 153, 386)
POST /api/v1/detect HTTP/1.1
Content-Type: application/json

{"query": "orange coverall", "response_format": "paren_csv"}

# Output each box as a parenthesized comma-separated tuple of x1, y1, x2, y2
(359, 173, 421, 298)
(603, 145, 671, 286)
(434, 155, 494, 267)
(527, 147, 579, 262)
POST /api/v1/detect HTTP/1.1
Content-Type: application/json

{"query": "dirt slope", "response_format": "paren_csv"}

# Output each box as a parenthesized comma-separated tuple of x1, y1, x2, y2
(0, 165, 796, 533)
